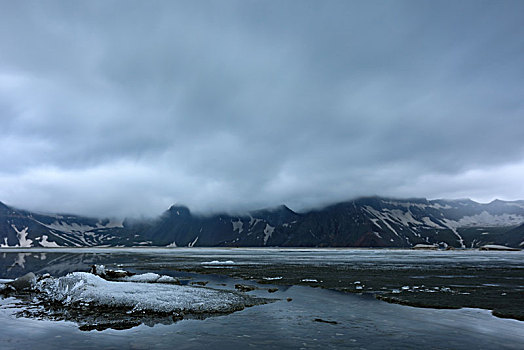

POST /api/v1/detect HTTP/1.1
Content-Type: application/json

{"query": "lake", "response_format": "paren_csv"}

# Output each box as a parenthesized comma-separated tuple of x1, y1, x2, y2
(1, 248, 523, 349)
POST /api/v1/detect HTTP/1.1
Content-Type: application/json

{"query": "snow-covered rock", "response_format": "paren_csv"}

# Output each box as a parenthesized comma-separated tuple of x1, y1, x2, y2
(10, 272, 36, 291)
(36, 272, 265, 314)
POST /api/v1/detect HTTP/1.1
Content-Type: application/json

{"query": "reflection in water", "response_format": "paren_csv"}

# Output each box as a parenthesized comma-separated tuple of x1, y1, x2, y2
(9, 253, 31, 270)
(1, 281, 523, 349)
(16, 296, 216, 332)
(0, 249, 523, 349)
(1, 252, 116, 278)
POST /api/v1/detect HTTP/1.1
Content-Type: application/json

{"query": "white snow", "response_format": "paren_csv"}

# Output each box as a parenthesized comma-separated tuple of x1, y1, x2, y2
(370, 218, 382, 229)
(11, 225, 32, 247)
(249, 216, 262, 227)
(262, 277, 283, 281)
(386, 209, 423, 226)
(263, 224, 275, 245)
(412, 244, 438, 249)
(429, 202, 453, 209)
(36, 218, 123, 235)
(453, 212, 524, 227)
(301, 278, 318, 282)
(166, 241, 177, 248)
(421, 217, 445, 229)
(40, 221, 96, 234)
(157, 276, 179, 283)
(231, 219, 244, 233)
(97, 219, 124, 229)
(440, 219, 466, 248)
(117, 273, 180, 284)
(39, 235, 60, 248)
(382, 200, 453, 210)
(121, 273, 162, 283)
(479, 245, 521, 251)
(188, 236, 199, 247)
(364, 206, 400, 237)
(1, 237, 8, 247)
(201, 260, 235, 265)
(95, 265, 107, 275)
(36, 272, 256, 314)
(382, 201, 427, 209)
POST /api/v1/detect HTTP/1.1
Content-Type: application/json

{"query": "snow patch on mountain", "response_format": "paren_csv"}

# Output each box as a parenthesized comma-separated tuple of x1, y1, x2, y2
(249, 217, 263, 227)
(11, 225, 32, 247)
(98, 219, 124, 229)
(370, 218, 382, 229)
(421, 217, 446, 229)
(263, 224, 275, 245)
(363, 206, 400, 237)
(38, 235, 61, 248)
(440, 219, 465, 248)
(454, 212, 524, 227)
(40, 221, 96, 234)
(381, 200, 452, 210)
(384, 209, 423, 227)
(231, 219, 244, 233)
(36, 219, 123, 235)
(382, 201, 430, 210)
(188, 236, 199, 247)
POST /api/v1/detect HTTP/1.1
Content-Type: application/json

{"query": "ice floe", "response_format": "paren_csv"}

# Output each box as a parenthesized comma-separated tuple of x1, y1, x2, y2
(479, 245, 521, 251)
(201, 260, 235, 265)
(301, 278, 318, 283)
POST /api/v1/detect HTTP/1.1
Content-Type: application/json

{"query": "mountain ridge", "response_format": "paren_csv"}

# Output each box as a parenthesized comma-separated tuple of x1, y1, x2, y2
(1, 196, 524, 249)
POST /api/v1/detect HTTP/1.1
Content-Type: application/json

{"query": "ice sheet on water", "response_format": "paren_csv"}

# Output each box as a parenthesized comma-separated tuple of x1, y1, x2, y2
(201, 260, 235, 265)
(36, 272, 263, 314)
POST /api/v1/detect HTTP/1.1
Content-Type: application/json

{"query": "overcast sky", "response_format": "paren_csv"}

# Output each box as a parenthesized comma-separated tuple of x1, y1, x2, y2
(1, 1, 524, 218)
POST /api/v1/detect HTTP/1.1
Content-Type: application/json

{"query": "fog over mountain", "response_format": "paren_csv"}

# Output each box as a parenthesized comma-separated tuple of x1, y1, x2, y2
(1, 1, 524, 218)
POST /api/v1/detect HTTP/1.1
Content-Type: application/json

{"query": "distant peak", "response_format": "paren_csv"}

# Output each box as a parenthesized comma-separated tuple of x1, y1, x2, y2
(489, 199, 504, 203)
(167, 205, 191, 216)
(252, 204, 295, 214)
(277, 204, 294, 212)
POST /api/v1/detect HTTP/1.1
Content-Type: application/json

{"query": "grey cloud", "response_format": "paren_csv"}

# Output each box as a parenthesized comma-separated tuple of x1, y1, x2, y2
(1, 1, 524, 217)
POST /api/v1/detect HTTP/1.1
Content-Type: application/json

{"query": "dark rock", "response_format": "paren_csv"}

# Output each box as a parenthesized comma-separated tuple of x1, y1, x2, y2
(267, 288, 278, 293)
(235, 284, 257, 292)
(190, 281, 209, 286)
(90, 265, 135, 280)
(314, 318, 338, 325)
(11, 272, 36, 291)
(106, 270, 134, 279)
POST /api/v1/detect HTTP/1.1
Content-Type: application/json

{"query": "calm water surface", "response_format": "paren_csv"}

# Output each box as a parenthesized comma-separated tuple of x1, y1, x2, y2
(1, 248, 523, 349)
